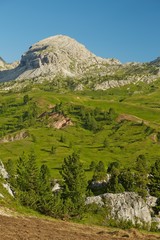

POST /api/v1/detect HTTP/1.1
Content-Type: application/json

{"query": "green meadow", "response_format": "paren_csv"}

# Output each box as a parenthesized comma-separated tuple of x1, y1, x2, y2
(1, 79, 160, 179)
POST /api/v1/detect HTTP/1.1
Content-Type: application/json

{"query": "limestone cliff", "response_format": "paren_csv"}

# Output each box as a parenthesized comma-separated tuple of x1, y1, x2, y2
(86, 192, 159, 229)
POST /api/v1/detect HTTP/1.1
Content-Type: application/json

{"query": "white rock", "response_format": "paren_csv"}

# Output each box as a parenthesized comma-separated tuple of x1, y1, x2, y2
(86, 192, 152, 227)
(2, 183, 14, 197)
(52, 183, 61, 192)
(0, 161, 9, 179)
(86, 195, 104, 207)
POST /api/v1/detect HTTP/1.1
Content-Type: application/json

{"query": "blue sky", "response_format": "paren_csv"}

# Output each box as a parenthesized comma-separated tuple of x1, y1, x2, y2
(0, 0, 160, 63)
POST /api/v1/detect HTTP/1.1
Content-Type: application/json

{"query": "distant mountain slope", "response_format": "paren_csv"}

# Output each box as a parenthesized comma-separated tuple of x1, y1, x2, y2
(0, 35, 160, 90)
(0, 57, 19, 72)
(0, 35, 120, 82)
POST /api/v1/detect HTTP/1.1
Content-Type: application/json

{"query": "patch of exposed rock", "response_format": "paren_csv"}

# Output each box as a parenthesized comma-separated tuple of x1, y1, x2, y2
(86, 192, 159, 229)
(39, 111, 73, 129)
(0, 161, 8, 179)
(94, 75, 158, 90)
(0, 161, 14, 197)
(0, 130, 29, 143)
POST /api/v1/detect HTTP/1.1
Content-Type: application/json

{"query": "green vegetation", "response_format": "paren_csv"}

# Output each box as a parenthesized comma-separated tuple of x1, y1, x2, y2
(0, 77, 160, 229)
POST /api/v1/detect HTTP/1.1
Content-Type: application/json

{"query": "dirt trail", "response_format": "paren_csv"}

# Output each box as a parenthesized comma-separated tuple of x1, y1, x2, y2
(0, 215, 159, 240)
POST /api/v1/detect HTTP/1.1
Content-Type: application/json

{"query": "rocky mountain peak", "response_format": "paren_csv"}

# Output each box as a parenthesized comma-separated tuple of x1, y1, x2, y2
(19, 34, 120, 79)
(0, 35, 121, 82)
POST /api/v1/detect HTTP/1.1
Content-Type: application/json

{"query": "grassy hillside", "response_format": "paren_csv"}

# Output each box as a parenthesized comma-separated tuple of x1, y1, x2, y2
(1, 79, 160, 179)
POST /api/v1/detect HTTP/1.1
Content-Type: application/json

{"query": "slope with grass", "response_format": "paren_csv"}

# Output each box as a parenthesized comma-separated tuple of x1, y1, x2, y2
(0, 79, 160, 180)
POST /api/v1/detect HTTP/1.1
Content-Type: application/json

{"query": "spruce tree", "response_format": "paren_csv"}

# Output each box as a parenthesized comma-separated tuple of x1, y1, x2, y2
(37, 164, 55, 215)
(92, 161, 106, 181)
(106, 167, 124, 193)
(134, 154, 148, 198)
(118, 168, 135, 192)
(149, 159, 160, 198)
(60, 152, 87, 218)
(16, 151, 39, 209)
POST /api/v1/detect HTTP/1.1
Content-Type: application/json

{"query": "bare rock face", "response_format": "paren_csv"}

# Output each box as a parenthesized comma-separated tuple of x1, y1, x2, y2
(0, 35, 120, 82)
(0, 161, 14, 197)
(18, 35, 120, 79)
(86, 192, 154, 228)
(0, 130, 29, 143)
(0, 35, 160, 90)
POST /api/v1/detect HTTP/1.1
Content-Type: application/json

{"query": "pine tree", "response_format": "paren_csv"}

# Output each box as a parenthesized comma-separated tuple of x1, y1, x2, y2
(60, 152, 87, 218)
(37, 164, 55, 215)
(92, 161, 106, 181)
(118, 168, 135, 192)
(89, 160, 96, 171)
(106, 167, 124, 193)
(134, 155, 148, 198)
(149, 159, 160, 198)
(16, 151, 39, 209)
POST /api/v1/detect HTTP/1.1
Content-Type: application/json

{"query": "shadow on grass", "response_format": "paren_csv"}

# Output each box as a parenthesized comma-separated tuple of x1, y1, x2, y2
(52, 167, 62, 170)
(41, 148, 51, 153)
(59, 145, 69, 148)
(86, 146, 102, 149)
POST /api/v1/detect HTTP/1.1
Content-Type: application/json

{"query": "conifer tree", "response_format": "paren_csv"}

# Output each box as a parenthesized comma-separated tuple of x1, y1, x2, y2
(149, 159, 160, 198)
(106, 167, 124, 193)
(37, 164, 55, 215)
(134, 155, 148, 198)
(92, 161, 106, 181)
(60, 152, 87, 218)
(16, 151, 39, 209)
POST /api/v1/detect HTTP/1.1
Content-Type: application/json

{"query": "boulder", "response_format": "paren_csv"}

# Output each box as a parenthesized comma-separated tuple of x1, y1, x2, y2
(86, 192, 153, 228)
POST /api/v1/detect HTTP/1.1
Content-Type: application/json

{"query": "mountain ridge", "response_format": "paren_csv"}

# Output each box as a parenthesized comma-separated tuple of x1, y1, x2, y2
(0, 35, 160, 90)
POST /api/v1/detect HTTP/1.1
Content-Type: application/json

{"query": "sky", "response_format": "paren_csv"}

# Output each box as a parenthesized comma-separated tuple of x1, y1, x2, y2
(0, 0, 160, 63)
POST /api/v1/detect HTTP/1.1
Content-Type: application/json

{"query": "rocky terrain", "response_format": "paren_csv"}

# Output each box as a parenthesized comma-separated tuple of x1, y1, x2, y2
(0, 57, 18, 71)
(0, 35, 119, 83)
(0, 35, 160, 91)
(86, 192, 159, 229)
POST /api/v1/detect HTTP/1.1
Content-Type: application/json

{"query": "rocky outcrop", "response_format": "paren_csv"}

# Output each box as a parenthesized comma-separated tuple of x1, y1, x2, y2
(86, 192, 159, 229)
(0, 130, 29, 143)
(0, 161, 8, 179)
(39, 111, 73, 129)
(0, 161, 14, 197)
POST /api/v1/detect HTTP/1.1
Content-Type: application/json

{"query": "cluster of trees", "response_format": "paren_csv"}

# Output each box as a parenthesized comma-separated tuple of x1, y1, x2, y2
(89, 155, 160, 201)
(6, 151, 160, 220)
(76, 106, 117, 132)
(50, 103, 118, 132)
(7, 152, 87, 219)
